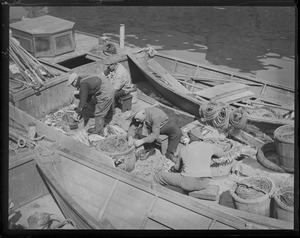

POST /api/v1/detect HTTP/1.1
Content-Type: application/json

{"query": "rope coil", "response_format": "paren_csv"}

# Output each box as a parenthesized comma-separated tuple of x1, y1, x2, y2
(229, 107, 248, 130)
(199, 101, 230, 131)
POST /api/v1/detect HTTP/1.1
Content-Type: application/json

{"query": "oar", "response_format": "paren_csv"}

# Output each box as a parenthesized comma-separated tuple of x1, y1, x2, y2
(172, 73, 263, 86)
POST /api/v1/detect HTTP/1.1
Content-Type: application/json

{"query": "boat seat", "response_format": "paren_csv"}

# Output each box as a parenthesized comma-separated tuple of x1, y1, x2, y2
(154, 134, 168, 155)
(192, 83, 255, 103)
(189, 185, 220, 201)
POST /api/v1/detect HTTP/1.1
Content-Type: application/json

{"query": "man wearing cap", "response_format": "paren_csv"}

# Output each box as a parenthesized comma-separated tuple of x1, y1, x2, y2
(153, 132, 225, 194)
(67, 72, 115, 135)
(103, 60, 133, 100)
(127, 107, 182, 163)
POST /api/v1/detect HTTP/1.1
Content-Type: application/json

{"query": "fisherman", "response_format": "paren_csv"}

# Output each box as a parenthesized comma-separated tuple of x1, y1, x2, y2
(127, 107, 182, 162)
(67, 72, 115, 135)
(103, 60, 134, 101)
(153, 132, 225, 194)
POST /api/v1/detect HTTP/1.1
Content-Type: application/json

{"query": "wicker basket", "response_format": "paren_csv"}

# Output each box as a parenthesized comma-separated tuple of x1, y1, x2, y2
(274, 125, 294, 172)
(273, 186, 294, 222)
(204, 137, 236, 179)
(229, 176, 275, 217)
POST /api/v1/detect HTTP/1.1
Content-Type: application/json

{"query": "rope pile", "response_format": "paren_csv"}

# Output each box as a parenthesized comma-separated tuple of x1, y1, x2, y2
(199, 101, 230, 131)
(229, 107, 248, 130)
(199, 101, 248, 131)
(9, 36, 58, 90)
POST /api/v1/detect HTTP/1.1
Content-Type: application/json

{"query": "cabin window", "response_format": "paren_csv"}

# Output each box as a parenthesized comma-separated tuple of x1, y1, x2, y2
(56, 54, 95, 69)
(34, 36, 51, 56)
(54, 33, 73, 55)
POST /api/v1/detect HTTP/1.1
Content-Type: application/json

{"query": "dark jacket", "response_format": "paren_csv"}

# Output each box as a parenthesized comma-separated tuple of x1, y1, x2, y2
(127, 107, 169, 143)
(76, 74, 114, 113)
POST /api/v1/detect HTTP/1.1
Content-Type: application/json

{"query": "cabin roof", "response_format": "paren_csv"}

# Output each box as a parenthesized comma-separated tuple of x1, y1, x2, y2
(10, 15, 75, 35)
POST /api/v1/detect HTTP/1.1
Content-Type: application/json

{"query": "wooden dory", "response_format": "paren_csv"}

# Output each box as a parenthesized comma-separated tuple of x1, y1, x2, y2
(127, 52, 294, 126)
(9, 104, 293, 230)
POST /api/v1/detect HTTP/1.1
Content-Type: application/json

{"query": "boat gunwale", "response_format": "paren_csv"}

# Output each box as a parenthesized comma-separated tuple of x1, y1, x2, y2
(154, 52, 294, 93)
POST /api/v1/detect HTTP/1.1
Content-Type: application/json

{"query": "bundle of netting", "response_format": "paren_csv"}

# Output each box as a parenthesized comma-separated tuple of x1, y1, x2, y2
(229, 107, 248, 130)
(199, 101, 230, 131)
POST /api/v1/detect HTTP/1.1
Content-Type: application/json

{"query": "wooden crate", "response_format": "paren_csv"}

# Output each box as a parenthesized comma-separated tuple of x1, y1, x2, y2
(9, 74, 75, 119)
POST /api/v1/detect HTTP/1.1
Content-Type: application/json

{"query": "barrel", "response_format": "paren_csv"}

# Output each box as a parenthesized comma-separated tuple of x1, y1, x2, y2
(274, 125, 294, 172)
(273, 186, 294, 222)
(229, 176, 275, 217)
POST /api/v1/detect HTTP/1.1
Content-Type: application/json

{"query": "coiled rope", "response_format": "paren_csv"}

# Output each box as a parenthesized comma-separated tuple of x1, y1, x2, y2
(199, 101, 248, 131)
(229, 107, 248, 130)
(199, 101, 230, 131)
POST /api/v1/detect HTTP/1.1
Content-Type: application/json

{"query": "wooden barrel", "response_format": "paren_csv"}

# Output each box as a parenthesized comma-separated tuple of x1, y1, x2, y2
(273, 186, 294, 222)
(274, 125, 294, 172)
(229, 176, 275, 217)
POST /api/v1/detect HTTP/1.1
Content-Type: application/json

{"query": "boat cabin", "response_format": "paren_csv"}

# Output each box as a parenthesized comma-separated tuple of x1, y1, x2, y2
(10, 15, 76, 58)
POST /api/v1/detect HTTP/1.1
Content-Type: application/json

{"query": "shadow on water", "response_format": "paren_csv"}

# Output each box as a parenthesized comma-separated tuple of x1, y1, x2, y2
(9, 6, 295, 86)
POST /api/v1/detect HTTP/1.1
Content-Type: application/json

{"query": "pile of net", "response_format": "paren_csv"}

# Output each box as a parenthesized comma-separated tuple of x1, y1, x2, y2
(246, 106, 280, 120)
(203, 137, 238, 167)
(94, 135, 133, 156)
(234, 176, 273, 200)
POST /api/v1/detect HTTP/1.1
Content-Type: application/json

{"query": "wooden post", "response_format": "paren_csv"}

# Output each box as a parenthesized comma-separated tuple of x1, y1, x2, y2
(119, 24, 125, 49)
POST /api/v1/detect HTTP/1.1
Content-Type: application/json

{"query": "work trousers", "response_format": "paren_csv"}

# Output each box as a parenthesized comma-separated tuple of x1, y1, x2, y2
(153, 171, 211, 194)
(136, 121, 182, 154)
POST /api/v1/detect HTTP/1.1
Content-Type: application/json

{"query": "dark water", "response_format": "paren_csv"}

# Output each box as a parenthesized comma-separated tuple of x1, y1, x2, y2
(10, 6, 295, 88)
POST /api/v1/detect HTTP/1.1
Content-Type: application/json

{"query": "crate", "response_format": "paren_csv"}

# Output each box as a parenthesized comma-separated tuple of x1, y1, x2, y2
(117, 94, 133, 112)
(9, 74, 75, 119)
(155, 134, 168, 155)
(10, 15, 75, 58)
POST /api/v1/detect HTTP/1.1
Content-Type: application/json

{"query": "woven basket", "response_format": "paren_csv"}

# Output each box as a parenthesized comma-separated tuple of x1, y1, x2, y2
(95, 135, 134, 157)
(273, 125, 294, 172)
(273, 186, 294, 221)
(229, 176, 275, 217)
(204, 137, 236, 179)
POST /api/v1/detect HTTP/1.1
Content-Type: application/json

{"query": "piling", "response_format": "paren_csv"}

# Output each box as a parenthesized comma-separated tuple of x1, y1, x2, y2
(120, 24, 125, 49)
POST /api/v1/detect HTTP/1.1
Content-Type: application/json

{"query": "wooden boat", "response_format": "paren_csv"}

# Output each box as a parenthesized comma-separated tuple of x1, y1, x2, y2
(9, 104, 293, 230)
(127, 52, 295, 127)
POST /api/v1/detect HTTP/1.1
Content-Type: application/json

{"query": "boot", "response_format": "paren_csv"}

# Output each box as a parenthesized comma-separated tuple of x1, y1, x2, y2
(88, 116, 105, 135)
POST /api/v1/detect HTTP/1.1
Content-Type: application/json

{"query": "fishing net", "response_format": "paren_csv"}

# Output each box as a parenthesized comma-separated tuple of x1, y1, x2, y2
(204, 137, 233, 153)
(234, 177, 273, 200)
(246, 106, 279, 120)
(203, 137, 237, 168)
(274, 124, 294, 144)
(96, 135, 130, 153)
(94, 135, 136, 172)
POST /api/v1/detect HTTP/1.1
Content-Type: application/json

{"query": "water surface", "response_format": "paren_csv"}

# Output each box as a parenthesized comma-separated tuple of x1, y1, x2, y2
(10, 6, 295, 88)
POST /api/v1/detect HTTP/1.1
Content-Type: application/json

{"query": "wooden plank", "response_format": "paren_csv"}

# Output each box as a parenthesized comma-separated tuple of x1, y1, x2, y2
(229, 129, 265, 149)
(193, 83, 249, 100)
(215, 90, 255, 104)
(97, 180, 119, 221)
(148, 59, 190, 93)
(140, 195, 159, 229)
